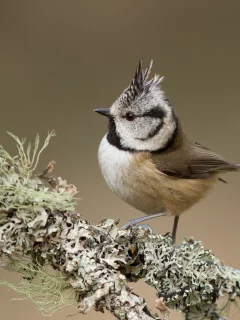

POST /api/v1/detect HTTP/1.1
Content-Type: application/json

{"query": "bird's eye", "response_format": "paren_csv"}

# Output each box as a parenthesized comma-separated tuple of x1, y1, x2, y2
(125, 112, 136, 121)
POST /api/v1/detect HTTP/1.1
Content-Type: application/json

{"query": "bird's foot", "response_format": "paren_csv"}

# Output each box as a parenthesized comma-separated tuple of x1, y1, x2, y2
(121, 219, 136, 230)
(122, 221, 153, 233)
(122, 212, 167, 230)
(134, 224, 153, 233)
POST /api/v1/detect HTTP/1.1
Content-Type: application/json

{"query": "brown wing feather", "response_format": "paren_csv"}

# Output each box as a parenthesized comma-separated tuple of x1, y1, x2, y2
(152, 139, 239, 179)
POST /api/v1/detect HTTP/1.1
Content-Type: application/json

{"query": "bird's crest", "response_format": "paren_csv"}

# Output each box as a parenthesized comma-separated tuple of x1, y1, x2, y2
(118, 60, 164, 107)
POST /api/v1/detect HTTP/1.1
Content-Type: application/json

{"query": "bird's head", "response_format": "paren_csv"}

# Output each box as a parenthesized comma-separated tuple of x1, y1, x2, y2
(95, 60, 178, 152)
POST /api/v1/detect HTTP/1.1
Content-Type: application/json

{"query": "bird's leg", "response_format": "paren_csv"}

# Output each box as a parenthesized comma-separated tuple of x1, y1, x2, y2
(122, 212, 167, 230)
(171, 215, 179, 244)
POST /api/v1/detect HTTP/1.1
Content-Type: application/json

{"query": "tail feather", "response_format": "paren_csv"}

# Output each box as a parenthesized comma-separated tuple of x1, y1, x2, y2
(218, 177, 227, 184)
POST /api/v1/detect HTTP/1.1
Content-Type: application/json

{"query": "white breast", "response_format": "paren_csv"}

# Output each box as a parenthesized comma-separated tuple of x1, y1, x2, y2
(98, 135, 133, 200)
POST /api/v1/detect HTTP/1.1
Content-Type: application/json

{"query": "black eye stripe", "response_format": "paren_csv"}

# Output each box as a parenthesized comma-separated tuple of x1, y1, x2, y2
(122, 107, 166, 119)
(141, 107, 166, 118)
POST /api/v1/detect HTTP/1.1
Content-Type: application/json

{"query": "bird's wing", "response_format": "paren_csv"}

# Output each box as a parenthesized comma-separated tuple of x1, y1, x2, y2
(152, 140, 239, 179)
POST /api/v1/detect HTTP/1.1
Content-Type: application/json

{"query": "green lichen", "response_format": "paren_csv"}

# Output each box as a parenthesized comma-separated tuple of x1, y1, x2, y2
(0, 131, 76, 214)
(1, 257, 76, 316)
(0, 131, 55, 178)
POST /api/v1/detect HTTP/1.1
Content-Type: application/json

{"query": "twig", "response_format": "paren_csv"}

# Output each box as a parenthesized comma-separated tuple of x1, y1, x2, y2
(36, 161, 57, 188)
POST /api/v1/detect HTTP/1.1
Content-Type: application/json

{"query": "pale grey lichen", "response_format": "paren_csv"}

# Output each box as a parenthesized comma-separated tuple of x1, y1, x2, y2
(0, 133, 239, 320)
(141, 236, 218, 307)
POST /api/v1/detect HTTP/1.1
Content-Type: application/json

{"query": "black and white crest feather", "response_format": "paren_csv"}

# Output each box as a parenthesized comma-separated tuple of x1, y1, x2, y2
(118, 60, 164, 107)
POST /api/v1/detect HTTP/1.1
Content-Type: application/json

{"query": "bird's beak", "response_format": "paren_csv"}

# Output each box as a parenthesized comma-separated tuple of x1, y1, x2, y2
(94, 108, 111, 118)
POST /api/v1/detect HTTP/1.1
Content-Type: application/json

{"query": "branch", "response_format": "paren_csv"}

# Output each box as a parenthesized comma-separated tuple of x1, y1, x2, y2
(0, 132, 239, 320)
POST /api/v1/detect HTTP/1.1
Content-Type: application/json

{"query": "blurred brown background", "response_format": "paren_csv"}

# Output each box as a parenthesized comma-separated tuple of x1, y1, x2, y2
(0, 1, 240, 319)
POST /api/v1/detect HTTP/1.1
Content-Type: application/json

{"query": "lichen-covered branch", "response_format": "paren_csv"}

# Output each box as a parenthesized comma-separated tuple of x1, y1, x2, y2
(0, 133, 239, 320)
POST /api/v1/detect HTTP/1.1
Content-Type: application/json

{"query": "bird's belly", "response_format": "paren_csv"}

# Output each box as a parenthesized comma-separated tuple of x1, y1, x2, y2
(129, 152, 219, 215)
(98, 136, 218, 215)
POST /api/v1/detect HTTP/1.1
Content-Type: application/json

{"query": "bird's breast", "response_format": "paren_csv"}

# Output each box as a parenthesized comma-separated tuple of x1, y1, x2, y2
(98, 135, 133, 200)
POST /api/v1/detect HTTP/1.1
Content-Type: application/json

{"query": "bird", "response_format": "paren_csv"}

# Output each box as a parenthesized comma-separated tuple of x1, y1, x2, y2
(94, 60, 239, 243)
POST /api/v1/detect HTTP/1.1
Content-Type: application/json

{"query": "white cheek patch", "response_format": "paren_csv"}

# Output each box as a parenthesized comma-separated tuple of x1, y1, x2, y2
(115, 100, 176, 151)
(131, 117, 161, 140)
(138, 118, 162, 140)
